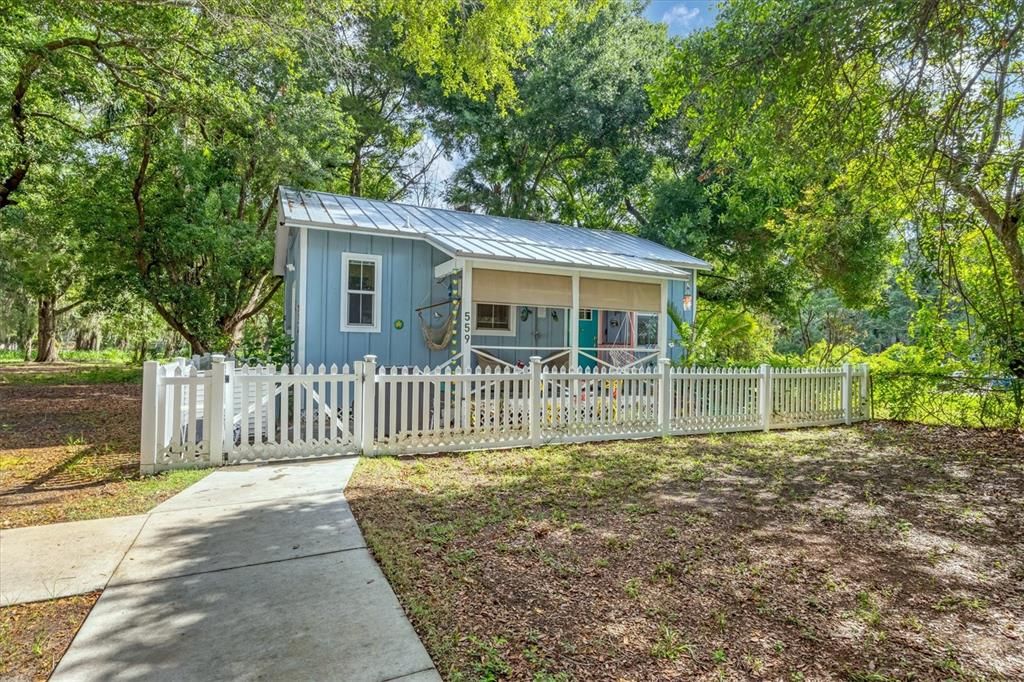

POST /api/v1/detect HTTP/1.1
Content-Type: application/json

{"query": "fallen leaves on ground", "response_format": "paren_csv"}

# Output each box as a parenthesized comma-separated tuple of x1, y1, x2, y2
(347, 422, 1024, 681)
(0, 381, 207, 528)
(0, 592, 99, 681)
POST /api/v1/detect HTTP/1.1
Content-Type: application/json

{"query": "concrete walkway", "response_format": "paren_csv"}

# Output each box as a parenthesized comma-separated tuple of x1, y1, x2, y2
(1, 514, 147, 606)
(4, 459, 440, 682)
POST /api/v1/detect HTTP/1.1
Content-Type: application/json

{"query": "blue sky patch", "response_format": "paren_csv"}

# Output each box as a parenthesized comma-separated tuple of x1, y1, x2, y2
(644, 0, 719, 36)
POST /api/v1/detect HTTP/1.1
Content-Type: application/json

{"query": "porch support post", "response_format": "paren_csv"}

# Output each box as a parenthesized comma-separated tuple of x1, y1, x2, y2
(658, 279, 669, 360)
(460, 259, 473, 369)
(570, 272, 580, 369)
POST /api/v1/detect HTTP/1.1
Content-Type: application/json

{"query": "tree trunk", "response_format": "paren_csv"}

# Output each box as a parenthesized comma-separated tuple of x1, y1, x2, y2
(222, 320, 246, 353)
(74, 328, 96, 351)
(34, 296, 58, 362)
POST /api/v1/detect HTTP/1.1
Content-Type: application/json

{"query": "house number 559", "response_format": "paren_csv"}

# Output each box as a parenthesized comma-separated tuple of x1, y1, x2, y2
(463, 311, 472, 344)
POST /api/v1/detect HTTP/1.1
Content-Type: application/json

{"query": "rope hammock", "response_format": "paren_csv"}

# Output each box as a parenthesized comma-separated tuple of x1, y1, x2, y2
(414, 269, 462, 360)
(604, 312, 637, 367)
(418, 307, 455, 351)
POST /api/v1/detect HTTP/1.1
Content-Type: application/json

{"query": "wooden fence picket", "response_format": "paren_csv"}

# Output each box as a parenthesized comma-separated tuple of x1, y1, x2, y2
(141, 354, 870, 472)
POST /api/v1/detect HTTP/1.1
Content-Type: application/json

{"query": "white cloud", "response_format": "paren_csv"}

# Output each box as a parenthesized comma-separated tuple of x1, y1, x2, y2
(661, 4, 700, 28)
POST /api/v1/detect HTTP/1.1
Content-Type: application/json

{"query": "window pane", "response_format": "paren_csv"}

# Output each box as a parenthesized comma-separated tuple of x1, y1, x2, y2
(476, 304, 510, 331)
(347, 260, 376, 292)
(359, 294, 373, 324)
(359, 262, 375, 291)
(348, 292, 374, 326)
(347, 262, 362, 291)
(637, 314, 658, 346)
(493, 305, 509, 327)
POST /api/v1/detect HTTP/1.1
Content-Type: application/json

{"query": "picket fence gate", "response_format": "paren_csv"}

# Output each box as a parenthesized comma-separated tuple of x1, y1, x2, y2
(140, 355, 870, 473)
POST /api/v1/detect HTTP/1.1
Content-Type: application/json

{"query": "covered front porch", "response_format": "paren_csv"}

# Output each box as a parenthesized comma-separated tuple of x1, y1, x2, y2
(433, 258, 698, 371)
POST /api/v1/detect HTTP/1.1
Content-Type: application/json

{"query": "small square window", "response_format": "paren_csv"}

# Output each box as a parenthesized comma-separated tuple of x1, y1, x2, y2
(579, 309, 593, 321)
(474, 303, 515, 335)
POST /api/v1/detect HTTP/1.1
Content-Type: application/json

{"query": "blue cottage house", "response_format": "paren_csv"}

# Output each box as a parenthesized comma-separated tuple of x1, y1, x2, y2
(273, 187, 709, 370)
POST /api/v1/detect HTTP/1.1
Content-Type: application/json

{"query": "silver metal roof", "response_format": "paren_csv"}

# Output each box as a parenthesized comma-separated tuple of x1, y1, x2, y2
(276, 186, 710, 277)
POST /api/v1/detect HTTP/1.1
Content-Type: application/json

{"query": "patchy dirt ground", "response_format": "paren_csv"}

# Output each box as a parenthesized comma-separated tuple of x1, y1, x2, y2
(348, 423, 1024, 681)
(0, 592, 99, 681)
(0, 374, 206, 528)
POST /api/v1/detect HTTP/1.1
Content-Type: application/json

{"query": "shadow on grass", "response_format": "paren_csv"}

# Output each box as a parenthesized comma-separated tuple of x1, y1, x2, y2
(0, 383, 141, 503)
(347, 422, 1024, 680)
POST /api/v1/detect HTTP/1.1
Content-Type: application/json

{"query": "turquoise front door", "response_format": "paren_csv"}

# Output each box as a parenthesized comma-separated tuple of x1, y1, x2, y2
(578, 309, 597, 368)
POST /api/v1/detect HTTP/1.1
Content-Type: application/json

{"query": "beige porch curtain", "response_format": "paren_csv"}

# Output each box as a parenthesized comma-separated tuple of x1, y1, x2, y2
(473, 269, 571, 307)
(472, 268, 661, 312)
(579, 278, 660, 312)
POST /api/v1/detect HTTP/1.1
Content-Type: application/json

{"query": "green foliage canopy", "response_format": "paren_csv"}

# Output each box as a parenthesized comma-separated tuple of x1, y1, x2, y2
(651, 0, 1024, 374)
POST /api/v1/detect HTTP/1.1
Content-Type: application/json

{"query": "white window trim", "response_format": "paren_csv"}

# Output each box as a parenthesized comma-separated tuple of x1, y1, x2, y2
(340, 252, 382, 333)
(579, 309, 593, 321)
(473, 303, 517, 337)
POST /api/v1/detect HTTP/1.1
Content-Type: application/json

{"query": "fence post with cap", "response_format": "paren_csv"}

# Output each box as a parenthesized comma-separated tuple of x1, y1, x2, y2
(529, 356, 542, 447)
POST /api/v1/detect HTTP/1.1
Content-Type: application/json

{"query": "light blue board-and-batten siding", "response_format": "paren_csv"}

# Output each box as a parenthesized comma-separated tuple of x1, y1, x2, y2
(295, 228, 573, 369)
(667, 278, 694, 364)
(302, 230, 452, 369)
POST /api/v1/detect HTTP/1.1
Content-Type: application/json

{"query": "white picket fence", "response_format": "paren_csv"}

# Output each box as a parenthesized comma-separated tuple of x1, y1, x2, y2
(140, 355, 870, 473)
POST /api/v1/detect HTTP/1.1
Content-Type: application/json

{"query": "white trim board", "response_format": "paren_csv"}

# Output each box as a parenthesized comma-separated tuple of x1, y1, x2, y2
(298, 227, 308, 365)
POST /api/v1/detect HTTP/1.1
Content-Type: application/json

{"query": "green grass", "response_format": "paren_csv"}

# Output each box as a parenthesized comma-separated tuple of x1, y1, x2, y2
(0, 363, 141, 385)
(0, 349, 136, 364)
(650, 625, 692, 661)
(8, 469, 211, 527)
(60, 468, 211, 520)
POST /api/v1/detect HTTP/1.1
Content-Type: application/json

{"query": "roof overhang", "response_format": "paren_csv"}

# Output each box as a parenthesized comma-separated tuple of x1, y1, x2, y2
(273, 185, 712, 278)
(439, 256, 695, 283)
